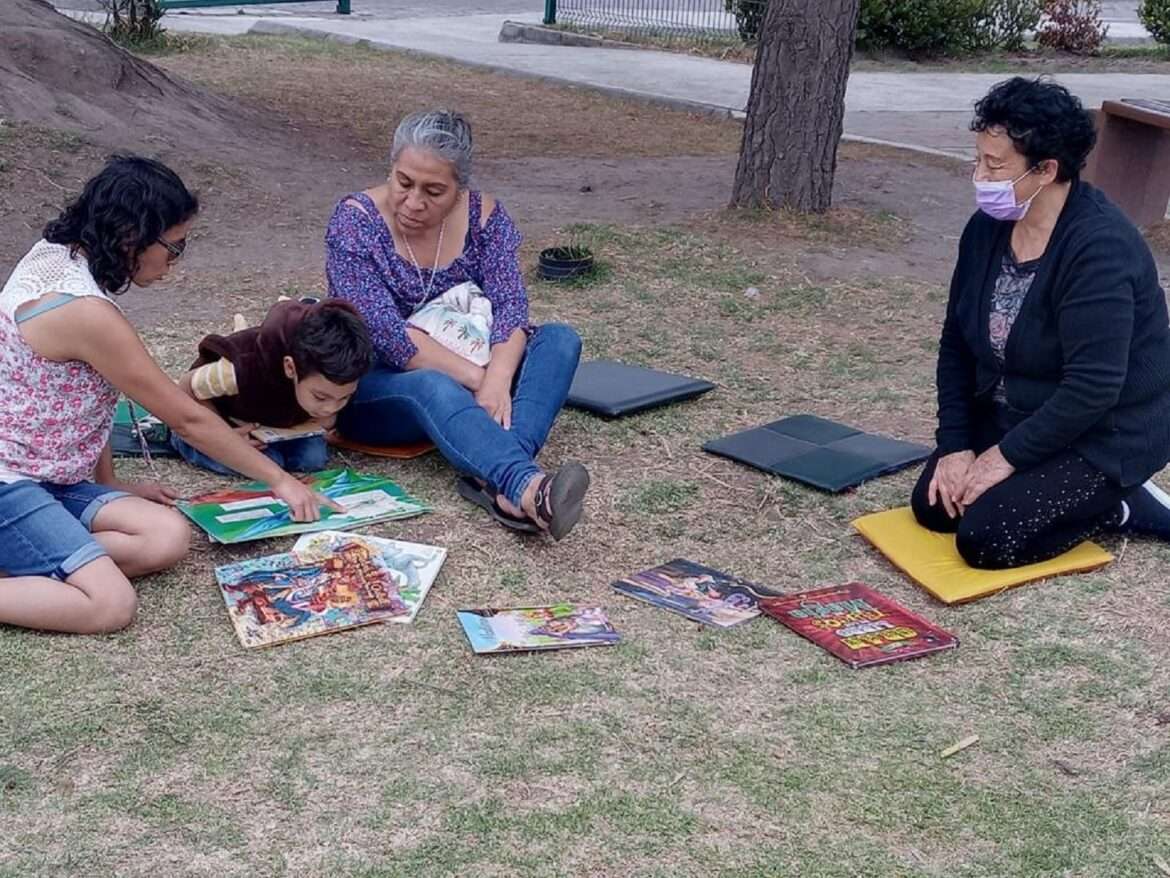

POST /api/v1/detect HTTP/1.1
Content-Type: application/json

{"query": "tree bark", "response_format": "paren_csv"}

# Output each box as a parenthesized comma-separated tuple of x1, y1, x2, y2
(731, 0, 861, 213)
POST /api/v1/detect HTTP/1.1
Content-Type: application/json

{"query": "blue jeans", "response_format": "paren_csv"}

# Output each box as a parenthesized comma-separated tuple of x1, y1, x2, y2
(338, 323, 582, 506)
(0, 480, 129, 579)
(170, 432, 330, 477)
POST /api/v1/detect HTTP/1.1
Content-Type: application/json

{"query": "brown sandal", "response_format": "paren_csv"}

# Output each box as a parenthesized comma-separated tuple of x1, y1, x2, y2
(532, 462, 590, 541)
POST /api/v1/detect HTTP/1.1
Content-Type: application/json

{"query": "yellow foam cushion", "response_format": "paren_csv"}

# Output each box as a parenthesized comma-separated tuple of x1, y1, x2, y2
(852, 507, 1113, 605)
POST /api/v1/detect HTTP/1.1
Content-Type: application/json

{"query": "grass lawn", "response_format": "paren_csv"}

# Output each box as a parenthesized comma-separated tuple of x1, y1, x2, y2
(1, 34, 1168, 878)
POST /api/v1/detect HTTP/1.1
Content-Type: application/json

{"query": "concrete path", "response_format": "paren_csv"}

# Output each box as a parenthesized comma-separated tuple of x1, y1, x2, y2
(62, 5, 1170, 158)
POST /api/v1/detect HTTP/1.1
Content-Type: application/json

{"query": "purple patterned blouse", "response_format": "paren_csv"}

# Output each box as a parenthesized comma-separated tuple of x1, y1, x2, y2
(325, 190, 530, 369)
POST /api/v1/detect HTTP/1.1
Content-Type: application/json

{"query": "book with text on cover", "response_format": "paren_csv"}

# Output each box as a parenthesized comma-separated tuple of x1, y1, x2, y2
(758, 583, 958, 669)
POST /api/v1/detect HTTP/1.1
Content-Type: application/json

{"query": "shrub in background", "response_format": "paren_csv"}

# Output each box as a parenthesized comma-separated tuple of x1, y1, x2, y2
(1139, 0, 1170, 44)
(1036, 0, 1109, 54)
(724, 0, 769, 43)
(99, 0, 166, 46)
(856, 0, 992, 57)
(974, 0, 1044, 51)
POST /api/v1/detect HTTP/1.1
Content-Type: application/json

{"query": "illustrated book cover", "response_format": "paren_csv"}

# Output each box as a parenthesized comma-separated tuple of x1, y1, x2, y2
(179, 468, 428, 544)
(292, 530, 445, 624)
(611, 558, 777, 628)
(456, 604, 621, 654)
(216, 541, 413, 648)
(758, 582, 958, 669)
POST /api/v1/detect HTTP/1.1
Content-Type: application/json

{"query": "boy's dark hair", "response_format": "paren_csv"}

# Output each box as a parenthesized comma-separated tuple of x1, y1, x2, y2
(290, 302, 374, 385)
(43, 154, 199, 294)
(971, 77, 1097, 183)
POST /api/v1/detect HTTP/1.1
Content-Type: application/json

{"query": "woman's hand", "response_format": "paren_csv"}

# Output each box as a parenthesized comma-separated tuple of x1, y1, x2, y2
(928, 450, 976, 518)
(272, 474, 343, 522)
(476, 374, 513, 429)
(117, 481, 183, 506)
(957, 445, 1015, 509)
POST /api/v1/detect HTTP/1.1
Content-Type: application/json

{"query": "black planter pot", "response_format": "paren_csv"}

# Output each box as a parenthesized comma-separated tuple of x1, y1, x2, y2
(538, 246, 594, 281)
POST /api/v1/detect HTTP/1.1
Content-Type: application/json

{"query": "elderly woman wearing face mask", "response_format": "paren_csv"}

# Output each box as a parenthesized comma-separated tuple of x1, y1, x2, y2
(326, 109, 588, 541)
(912, 76, 1170, 569)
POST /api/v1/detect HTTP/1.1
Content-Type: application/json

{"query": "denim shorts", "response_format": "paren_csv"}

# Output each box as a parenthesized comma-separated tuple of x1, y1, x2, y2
(0, 480, 129, 580)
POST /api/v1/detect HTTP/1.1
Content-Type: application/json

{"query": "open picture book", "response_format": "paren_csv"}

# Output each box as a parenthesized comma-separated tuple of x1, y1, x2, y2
(179, 468, 428, 544)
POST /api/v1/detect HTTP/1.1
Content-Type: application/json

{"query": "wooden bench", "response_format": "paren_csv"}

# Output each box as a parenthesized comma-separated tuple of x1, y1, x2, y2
(1084, 99, 1170, 228)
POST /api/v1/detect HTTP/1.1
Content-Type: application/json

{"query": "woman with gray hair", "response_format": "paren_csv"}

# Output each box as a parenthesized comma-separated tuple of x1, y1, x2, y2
(326, 109, 588, 540)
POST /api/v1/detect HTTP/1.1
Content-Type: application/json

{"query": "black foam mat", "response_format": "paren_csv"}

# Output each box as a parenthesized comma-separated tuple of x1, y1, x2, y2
(703, 414, 930, 492)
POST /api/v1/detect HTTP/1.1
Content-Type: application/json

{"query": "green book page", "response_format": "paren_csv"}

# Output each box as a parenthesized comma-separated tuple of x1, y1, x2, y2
(178, 468, 429, 544)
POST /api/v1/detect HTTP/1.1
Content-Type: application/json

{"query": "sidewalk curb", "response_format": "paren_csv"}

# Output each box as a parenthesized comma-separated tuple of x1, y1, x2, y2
(248, 20, 970, 164)
(498, 20, 640, 50)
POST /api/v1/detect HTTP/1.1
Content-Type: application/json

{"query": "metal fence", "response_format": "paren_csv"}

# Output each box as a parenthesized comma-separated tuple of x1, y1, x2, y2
(547, 0, 768, 43)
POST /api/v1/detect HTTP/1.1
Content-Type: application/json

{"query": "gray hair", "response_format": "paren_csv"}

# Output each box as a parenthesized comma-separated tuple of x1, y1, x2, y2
(390, 109, 474, 188)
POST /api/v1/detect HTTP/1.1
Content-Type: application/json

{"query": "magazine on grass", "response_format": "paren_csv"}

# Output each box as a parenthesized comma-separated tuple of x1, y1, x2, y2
(216, 542, 409, 648)
(456, 604, 620, 654)
(611, 559, 777, 628)
(758, 582, 958, 669)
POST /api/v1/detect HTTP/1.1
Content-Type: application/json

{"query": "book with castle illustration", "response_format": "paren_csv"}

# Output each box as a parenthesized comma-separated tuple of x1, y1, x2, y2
(611, 558, 778, 628)
(456, 604, 621, 654)
(758, 583, 959, 669)
(179, 468, 428, 544)
(292, 531, 445, 625)
(215, 531, 446, 648)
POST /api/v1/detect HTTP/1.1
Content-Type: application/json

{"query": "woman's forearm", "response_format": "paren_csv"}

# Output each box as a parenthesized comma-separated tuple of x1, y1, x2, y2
(404, 327, 485, 390)
(483, 328, 527, 386)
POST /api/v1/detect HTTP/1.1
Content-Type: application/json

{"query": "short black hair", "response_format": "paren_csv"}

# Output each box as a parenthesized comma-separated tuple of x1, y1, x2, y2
(43, 155, 199, 293)
(290, 302, 373, 385)
(971, 77, 1097, 182)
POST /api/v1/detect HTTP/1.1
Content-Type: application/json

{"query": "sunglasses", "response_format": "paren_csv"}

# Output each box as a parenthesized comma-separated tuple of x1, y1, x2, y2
(157, 236, 187, 263)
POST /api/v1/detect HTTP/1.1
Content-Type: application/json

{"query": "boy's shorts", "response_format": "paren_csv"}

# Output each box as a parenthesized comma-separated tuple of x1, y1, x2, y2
(0, 480, 129, 580)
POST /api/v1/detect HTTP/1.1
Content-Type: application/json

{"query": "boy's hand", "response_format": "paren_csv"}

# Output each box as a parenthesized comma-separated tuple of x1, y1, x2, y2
(232, 421, 266, 448)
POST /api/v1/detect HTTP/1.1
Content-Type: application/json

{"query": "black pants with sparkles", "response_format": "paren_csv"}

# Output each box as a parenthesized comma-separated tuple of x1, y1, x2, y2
(911, 417, 1128, 570)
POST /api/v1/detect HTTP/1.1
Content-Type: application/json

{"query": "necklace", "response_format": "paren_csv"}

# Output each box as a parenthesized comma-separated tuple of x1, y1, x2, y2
(400, 218, 446, 299)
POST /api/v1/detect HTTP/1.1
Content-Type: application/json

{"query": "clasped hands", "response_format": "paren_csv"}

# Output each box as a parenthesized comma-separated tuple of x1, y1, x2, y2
(927, 445, 1015, 518)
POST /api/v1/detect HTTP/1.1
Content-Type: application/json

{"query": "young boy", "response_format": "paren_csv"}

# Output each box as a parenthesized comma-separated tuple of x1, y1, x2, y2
(172, 298, 373, 475)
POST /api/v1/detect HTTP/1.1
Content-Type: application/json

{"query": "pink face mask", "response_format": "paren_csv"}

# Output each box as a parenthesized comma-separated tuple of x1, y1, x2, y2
(973, 168, 1044, 222)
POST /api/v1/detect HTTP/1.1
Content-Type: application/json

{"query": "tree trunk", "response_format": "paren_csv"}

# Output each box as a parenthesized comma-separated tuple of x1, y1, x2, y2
(731, 0, 861, 213)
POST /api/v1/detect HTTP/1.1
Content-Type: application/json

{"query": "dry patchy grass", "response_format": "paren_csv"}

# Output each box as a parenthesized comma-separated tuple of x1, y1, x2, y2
(2, 221, 1168, 878)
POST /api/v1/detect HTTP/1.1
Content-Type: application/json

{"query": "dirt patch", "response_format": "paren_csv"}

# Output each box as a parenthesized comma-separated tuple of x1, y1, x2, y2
(1, 33, 983, 329)
(0, 0, 284, 160)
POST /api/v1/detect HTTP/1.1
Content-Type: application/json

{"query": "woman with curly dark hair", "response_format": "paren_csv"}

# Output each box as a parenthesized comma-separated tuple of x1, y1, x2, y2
(912, 77, 1170, 569)
(0, 155, 330, 635)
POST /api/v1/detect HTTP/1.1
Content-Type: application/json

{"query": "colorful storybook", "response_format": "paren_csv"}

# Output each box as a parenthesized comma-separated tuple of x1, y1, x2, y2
(758, 583, 958, 669)
(456, 605, 620, 654)
(179, 468, 428, 544)
(611, 559, 776, 628)
(216, 539, 418, 648)
(292, 531, 445, 624)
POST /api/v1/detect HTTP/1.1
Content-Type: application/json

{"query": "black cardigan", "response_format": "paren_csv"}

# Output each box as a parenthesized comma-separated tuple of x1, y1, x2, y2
(936, 180, 1170, 488)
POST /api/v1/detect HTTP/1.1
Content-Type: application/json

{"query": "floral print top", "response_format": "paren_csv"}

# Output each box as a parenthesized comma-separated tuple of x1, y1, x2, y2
(0, 241, 119, 484)
(325, 190, 530, 369)
(989, 250, 1040, 405)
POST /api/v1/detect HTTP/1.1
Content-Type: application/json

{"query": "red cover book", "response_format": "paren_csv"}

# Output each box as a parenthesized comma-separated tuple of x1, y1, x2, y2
(758, 583, 958, 669)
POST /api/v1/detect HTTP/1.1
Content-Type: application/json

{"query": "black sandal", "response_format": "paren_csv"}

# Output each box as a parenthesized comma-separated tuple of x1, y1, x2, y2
(456, 477, 540, 534)
(532, 462, 590, 541)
